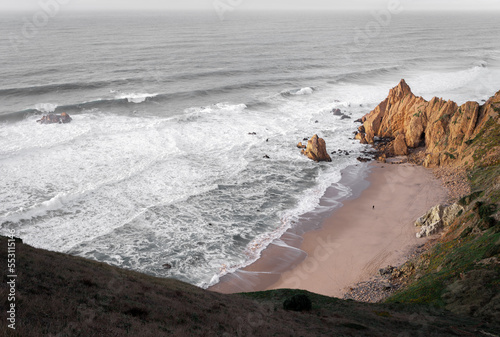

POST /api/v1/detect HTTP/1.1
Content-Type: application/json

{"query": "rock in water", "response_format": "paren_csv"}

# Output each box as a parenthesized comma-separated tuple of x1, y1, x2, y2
(301, 134, 332, 162)
(355, 132, 368, 144)
(37, 112, 72, 124)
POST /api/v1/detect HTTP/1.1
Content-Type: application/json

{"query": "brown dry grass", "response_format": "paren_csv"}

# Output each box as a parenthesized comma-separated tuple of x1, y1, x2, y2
(0, 237, 494, 336)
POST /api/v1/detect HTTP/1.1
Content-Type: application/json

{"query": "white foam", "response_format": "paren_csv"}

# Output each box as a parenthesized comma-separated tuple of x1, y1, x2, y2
(2, 191, 86, 223)
(115, 92, 158, 103)
(184, 102, 247, 115)
(294, 87, 314, 95)
(408, 64, 500, 104)
(33, 103, 58, 113)
(1, 82, 371, 288)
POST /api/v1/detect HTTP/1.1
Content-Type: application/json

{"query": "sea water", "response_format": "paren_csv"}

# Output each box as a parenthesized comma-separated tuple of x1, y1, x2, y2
(1, 11, 499, 287)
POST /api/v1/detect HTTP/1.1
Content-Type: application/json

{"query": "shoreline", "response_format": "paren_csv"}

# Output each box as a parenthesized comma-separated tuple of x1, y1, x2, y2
(208, 162, 372, 293)
(209, 162, 448, 297)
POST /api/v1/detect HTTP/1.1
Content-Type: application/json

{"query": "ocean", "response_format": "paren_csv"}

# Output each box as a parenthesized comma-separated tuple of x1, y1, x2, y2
(1, 11, 499, 288)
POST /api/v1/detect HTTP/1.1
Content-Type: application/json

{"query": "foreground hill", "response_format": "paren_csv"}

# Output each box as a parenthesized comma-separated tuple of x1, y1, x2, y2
(0, 236, 497, 336)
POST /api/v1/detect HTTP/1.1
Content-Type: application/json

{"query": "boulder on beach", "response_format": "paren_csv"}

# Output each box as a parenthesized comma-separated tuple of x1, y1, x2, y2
(37, 112, 72, 124)
(301, 134, 332, 162)
(377, 153, 387, 163)
(393, 134, 408, 156)
(415, 203, 464, 238)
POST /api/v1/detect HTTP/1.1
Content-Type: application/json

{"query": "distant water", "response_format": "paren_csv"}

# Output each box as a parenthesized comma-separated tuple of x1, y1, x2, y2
(1, 11, 499, 287)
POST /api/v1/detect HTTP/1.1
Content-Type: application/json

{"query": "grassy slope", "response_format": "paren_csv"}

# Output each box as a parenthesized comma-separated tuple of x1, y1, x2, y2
(387, 104, 500, 322)
(1, 237, 496, 336)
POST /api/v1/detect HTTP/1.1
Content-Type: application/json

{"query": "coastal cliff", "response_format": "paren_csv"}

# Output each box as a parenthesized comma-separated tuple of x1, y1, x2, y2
(356, 80, 500, 322)
(356, 79, 500, 168)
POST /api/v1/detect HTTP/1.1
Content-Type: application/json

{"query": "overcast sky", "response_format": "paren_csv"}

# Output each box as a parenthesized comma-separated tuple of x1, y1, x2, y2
(2, 0, 500, 12)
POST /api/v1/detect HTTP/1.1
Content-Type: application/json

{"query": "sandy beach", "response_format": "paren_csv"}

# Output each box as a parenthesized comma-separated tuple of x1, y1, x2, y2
(210, 162, 448, 297)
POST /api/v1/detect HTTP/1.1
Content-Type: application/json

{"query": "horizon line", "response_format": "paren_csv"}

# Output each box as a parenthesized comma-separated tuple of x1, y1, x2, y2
(1, 8, 500, 13)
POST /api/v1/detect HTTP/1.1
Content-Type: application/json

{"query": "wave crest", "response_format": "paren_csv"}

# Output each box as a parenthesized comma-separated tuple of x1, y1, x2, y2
(281, 87, 315, 97)
(115, 92, 158, 104)
(33, 103, 58, 113)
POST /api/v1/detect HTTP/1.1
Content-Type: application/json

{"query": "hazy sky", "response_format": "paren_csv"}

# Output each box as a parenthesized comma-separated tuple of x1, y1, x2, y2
(2, 0, 500, 12)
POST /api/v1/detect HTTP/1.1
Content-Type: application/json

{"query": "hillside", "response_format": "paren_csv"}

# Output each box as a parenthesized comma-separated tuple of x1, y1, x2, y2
(1, 236, 498, 336)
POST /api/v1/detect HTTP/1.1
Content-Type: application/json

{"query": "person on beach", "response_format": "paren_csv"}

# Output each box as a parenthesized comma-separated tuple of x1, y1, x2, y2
(37, 112, 72, 124)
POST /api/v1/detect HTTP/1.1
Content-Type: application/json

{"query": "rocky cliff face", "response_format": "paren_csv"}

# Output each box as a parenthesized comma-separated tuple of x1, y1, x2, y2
(357, 79, 500, 168)
(373, 81, 500, 321)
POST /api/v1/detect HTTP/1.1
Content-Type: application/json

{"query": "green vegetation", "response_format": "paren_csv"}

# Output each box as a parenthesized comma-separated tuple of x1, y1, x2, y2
(387, 229, 500, 307)
(387, 108, 500, 321)
(469, 165, 500, 203)
(474, 201, 498, 230)
(437, 113, 451, 123)
(458, 191, 484, 206)
(463, 116, 500, 164)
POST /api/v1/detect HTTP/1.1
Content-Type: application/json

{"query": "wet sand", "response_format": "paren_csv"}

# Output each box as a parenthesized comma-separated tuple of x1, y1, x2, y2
(210, 163, 447, 297)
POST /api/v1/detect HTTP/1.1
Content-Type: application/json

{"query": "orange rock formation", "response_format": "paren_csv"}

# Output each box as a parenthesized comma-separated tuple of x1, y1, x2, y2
(356, 79, 500, 167)
(301, 134, 332, 162)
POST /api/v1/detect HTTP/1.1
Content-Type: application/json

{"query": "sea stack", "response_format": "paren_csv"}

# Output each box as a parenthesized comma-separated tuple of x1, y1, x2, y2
(301, 134, 332, 162)
(37, 112, 72, 124)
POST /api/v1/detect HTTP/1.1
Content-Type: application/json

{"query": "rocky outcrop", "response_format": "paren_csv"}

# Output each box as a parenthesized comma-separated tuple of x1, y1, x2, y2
(354, 132, 368, 144)
(393, 134, 408, 156)
(37, 112, 72, 124)
(301, 134, 332, 162)
(356, 79, 500, 167)
(415, 203, 463, 238)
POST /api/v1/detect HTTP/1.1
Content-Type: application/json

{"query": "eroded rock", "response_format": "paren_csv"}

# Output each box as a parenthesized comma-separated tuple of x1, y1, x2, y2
(393, 134, 408, 156)
(415, 203, 464, 238)
(353, 79, 500, 168)
(37, 112, 72, 124)
(301, 134, 332, 162)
